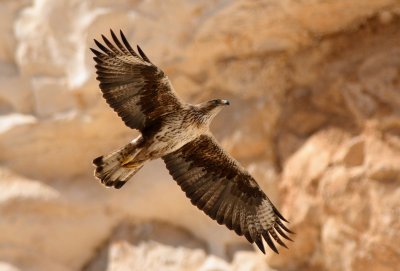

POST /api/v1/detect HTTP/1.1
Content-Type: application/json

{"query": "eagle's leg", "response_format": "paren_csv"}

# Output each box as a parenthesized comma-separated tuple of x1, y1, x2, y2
(93, 135, 145, 189)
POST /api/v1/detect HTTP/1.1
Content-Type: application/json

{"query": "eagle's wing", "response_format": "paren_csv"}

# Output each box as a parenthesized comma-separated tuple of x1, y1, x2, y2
(162, 135, 293, 254)
(91, 30, 183, 131)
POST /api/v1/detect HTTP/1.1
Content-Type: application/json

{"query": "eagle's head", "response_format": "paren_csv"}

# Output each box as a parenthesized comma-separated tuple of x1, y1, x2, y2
(197, 99, 230, 124)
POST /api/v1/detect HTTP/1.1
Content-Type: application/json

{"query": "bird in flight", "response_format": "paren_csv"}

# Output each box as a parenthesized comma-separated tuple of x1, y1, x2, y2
(91, 30, 293, 254)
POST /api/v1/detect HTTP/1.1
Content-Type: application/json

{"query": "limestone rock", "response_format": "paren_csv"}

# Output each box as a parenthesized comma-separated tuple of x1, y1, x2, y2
(84, 221, 272, 271)
(84, 221, 207, 271)
(0, 0, 400, 270)
(272, 130, 400, 271)
(333, 136, 365, 167)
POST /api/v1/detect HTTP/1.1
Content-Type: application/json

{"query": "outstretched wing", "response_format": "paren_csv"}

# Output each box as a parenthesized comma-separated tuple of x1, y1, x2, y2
(162, 135, 293, 254)
(91, 29, 183, 131)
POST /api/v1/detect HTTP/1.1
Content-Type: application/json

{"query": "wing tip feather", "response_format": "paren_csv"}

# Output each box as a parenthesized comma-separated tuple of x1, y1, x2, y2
(273, 205, 289, 223)
(90, 47, 100, 56)
(277, 219, 295, 234)
(255, 239, 266, 254)
(137, 45, 152, 63)
(261, 230, 279, 254)
(274, 224, 294, 242)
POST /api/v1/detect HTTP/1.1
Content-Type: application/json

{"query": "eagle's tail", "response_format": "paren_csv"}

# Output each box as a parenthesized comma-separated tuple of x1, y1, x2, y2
(93, 138, 144, 189)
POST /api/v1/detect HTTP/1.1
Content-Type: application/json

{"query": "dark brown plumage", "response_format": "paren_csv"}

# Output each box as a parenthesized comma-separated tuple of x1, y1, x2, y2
(91, 29, 293, 254)
(91, 30, 183, 131)
(163, 135, 293, 253)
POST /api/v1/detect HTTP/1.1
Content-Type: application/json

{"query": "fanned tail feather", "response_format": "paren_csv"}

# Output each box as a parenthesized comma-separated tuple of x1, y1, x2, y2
(93, 140, 144, 189)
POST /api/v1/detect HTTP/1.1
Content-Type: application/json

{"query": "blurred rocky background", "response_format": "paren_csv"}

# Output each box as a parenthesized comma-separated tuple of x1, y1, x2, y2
(0, 0, 399, 270)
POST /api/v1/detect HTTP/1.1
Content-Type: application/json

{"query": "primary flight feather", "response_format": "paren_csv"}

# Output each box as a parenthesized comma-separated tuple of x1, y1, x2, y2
(91, 29, 293, 254)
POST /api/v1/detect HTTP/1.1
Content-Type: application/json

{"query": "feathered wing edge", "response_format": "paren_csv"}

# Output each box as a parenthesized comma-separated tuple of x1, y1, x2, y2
(91, 29, 151, 64)
(162, 135, 294, 254)
(90, 29, 183, 131)
(89, 29, 153, 130)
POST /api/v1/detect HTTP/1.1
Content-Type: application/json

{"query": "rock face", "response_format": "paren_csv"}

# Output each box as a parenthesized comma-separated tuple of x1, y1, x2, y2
(0, 0, 399, 270)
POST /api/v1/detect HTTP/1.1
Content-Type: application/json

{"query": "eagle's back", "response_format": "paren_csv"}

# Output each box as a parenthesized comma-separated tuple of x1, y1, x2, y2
(144, 108, 207, 158)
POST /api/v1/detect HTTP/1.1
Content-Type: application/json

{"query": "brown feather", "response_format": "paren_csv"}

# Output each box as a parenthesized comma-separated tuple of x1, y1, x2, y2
(91, 30, 183, 131)
(163, 135, 293, 253)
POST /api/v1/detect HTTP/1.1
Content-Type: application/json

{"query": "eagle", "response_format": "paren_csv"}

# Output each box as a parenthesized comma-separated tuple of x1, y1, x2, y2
(91, 30, 293, 254)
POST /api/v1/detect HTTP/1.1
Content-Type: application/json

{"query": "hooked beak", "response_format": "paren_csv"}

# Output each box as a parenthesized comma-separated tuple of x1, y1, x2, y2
(221, 99, 230, 106)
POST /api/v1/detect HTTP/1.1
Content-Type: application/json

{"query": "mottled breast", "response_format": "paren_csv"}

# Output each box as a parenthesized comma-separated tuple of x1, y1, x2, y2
(146, 110, 205, 157)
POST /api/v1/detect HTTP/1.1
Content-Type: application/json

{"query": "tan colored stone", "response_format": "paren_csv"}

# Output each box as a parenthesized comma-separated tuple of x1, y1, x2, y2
(0, 0, 400, 270)
(333, 136, 365, 167)
(276, 133, 400, 271)
(84, 221, 207, 271)
(32, 78, 76, 117)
